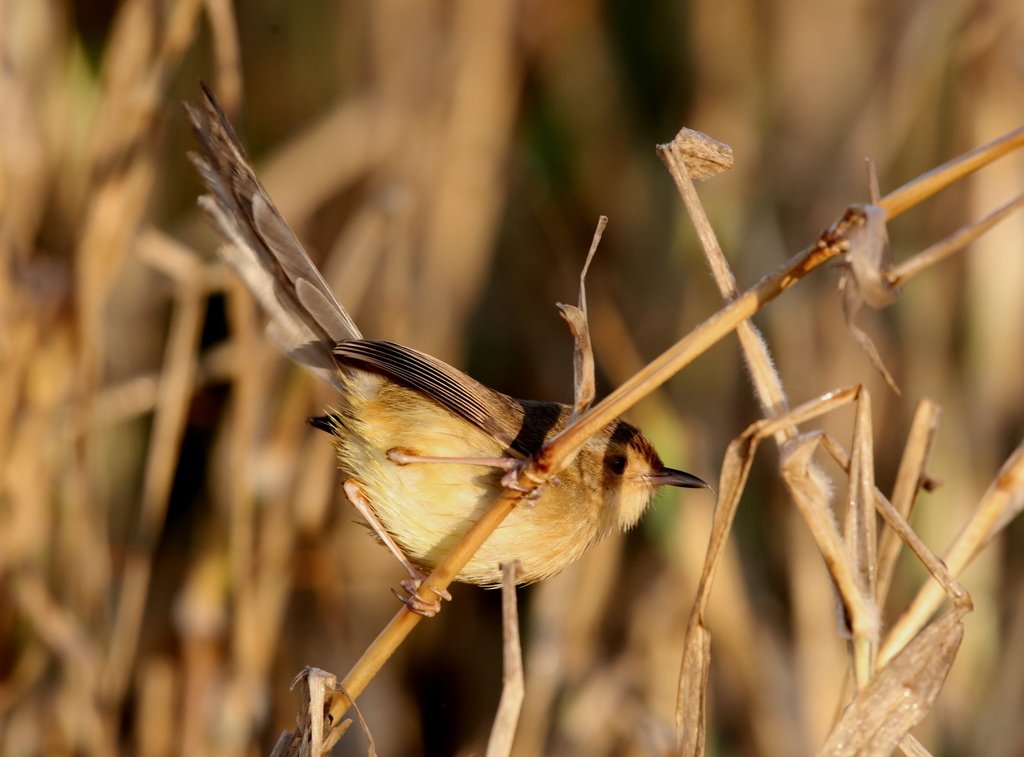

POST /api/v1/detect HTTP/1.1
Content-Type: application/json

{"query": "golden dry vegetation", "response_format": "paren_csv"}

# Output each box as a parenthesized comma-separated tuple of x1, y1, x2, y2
(1, 1, 1023, 755)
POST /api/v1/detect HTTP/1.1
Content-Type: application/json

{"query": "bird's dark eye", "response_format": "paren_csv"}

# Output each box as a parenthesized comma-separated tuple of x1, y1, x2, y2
(608, 455, 627, 475)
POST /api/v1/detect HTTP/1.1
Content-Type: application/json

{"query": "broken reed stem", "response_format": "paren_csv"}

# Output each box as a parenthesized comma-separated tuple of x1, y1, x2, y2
(326, 126, 1024, 734)
(658, 138, 792, 436)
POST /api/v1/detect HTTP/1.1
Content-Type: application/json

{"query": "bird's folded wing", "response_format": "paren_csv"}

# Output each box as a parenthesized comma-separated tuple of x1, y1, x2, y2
(334, 340, 538, 454)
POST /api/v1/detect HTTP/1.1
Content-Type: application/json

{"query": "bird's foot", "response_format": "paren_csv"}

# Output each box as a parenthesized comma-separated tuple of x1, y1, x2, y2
(395, 574, 452, 618)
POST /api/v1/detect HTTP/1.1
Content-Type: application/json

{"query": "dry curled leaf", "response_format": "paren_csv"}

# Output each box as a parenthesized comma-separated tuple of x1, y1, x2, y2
(557, 216, 604, 420)
(819, 608, 966, 757)
(843, 203, 899, 308)
(839, 204, 901, 393)
(557, 302, 595, 419)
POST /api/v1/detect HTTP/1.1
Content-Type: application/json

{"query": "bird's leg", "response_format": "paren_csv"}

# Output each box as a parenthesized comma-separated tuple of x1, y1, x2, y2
(386, 448, 547, 501)
(342, 480, 451, 617)
(386, 448, 519, 470)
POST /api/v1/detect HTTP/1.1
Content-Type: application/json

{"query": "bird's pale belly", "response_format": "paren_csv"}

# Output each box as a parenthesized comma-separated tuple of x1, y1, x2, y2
(332, 382, 604, 586)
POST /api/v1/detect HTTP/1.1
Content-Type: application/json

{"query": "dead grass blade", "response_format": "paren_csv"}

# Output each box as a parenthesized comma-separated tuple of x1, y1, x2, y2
(675, 611, 712, 757)
(557, 216, 604, 420)
(877, 400, 942, 605)
(880, 442, 1024, 667)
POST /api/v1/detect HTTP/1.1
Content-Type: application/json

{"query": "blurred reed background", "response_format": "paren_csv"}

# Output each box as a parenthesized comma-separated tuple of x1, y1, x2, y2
(1, 1, 1022, 755)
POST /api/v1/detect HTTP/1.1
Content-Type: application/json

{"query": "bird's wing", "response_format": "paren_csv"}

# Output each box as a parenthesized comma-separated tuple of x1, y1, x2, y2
(334, 340, 567, 457)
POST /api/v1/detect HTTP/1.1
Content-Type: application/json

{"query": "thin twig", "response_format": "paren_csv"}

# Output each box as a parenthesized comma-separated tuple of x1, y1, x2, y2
(888, 192, 1024, 287)
(485, 561, 524, 757)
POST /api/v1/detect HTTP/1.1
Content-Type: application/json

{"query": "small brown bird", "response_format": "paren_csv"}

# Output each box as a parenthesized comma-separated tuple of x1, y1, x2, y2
(187, 86, 708, 615)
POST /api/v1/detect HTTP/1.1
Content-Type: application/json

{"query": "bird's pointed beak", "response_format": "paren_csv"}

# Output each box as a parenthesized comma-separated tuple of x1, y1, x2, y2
(651, 467, 712, 490)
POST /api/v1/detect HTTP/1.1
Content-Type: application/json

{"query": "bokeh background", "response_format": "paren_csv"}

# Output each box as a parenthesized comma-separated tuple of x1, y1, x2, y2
(2, 1, 1023, 755)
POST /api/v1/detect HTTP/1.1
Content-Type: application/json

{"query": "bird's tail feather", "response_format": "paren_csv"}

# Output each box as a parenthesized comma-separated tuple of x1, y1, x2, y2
(186, 84, 360, 390)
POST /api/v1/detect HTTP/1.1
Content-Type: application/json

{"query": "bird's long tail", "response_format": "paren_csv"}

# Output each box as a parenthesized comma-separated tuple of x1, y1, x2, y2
(186, 84, 360, 390)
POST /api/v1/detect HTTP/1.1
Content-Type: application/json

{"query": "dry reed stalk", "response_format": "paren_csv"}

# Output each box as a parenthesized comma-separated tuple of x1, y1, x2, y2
(819, 607, 968, 756)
